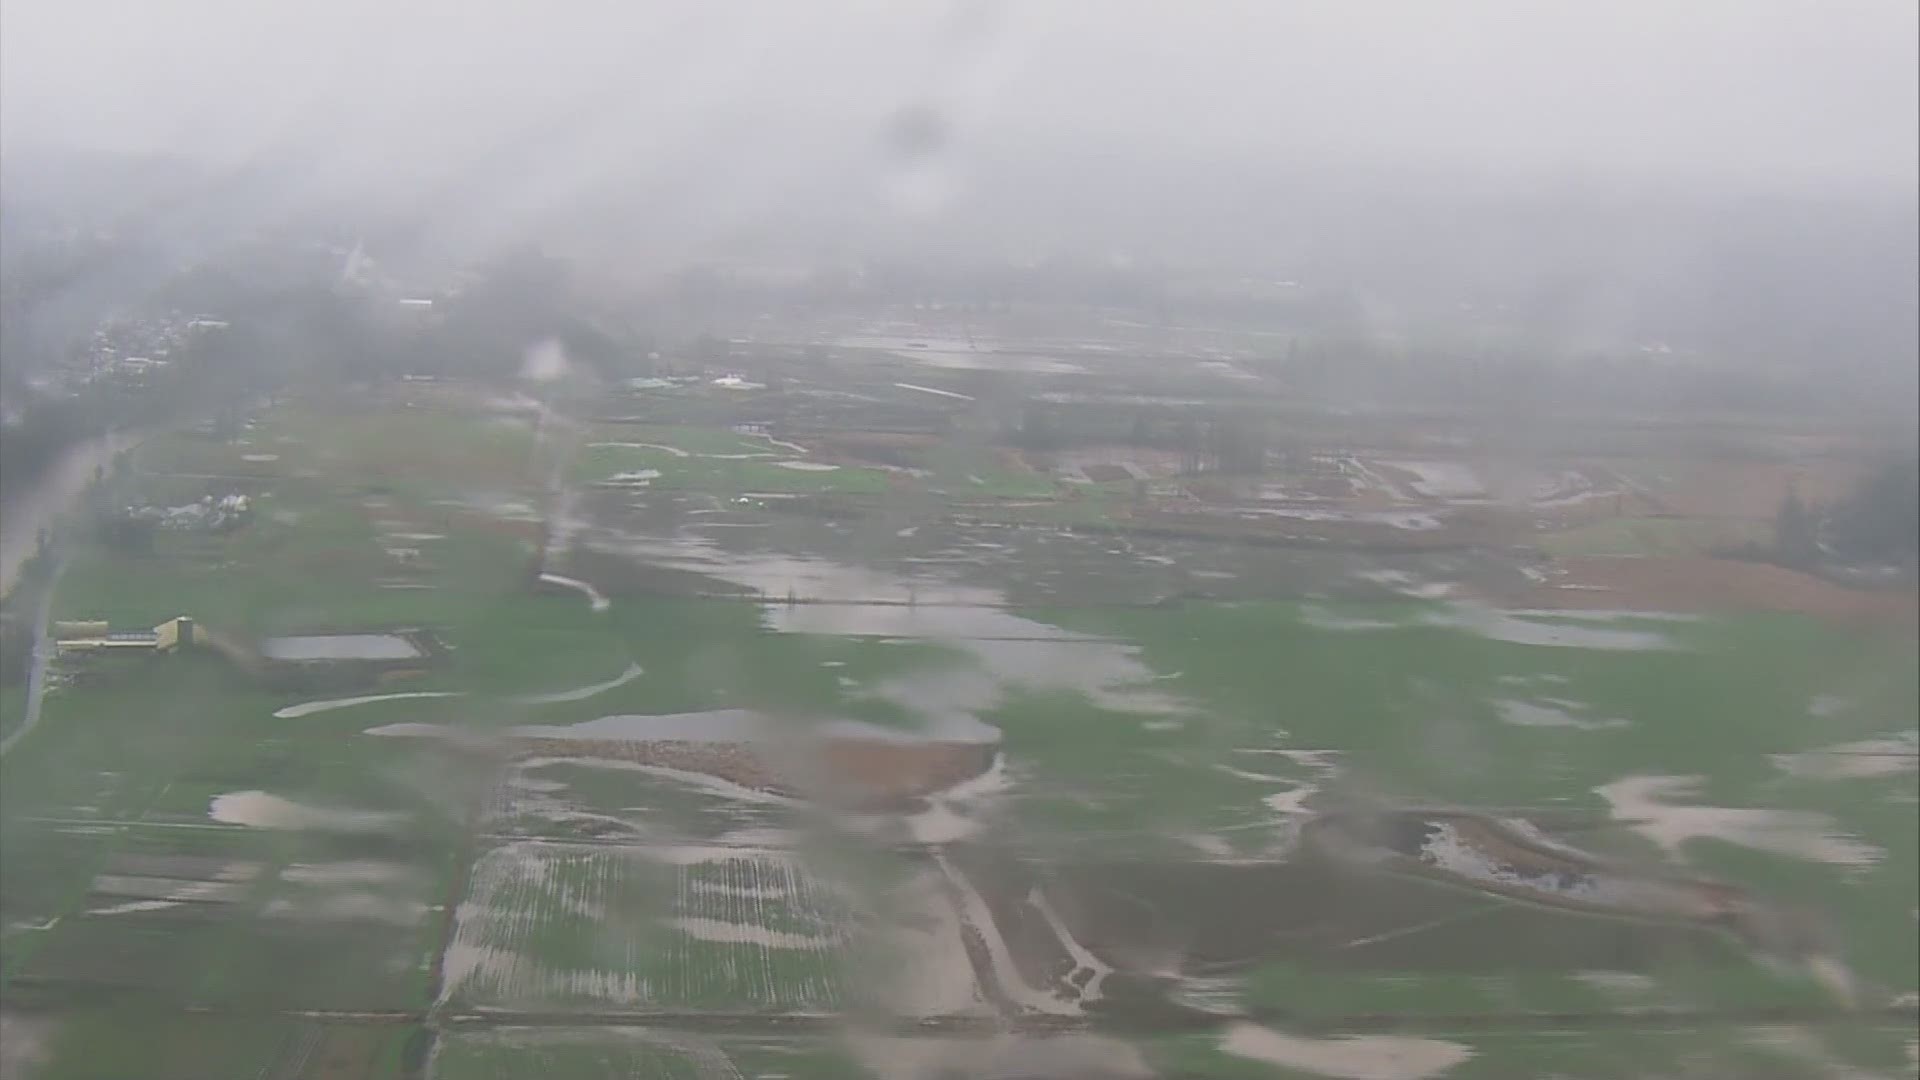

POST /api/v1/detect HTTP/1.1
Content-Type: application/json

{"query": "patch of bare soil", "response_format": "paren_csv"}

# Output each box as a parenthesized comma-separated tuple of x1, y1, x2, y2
(1650, 459, 1866, 520)
(1047, 445, 1190, 478)
(512, 735, 997, 810)
(1527, 556, 1916, 630)
(1124, 503, 1534, 551)
(810, 431, 940, 468)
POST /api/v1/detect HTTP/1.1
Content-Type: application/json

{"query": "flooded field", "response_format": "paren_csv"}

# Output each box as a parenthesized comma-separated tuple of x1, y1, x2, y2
(440, 842, 855, 1011)
(260, 633, 426, 662)
(0, 369, 1911, 1080)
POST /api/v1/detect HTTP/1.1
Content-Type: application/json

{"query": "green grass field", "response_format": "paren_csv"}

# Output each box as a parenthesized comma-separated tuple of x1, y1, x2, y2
(574, 424, 894, 495)
(576, 442, 894, 494)
(1537, 514, 1771, 557)
(1014, 601, 1917, 990)
(919, 444, 1059, 499)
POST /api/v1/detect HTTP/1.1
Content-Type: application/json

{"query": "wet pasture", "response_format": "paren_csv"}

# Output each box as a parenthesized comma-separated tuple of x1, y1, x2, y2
(2, 386, 1912, 1079)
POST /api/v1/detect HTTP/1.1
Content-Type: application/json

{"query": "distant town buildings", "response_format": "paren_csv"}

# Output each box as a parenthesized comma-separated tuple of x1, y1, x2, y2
(118, 493, 253, 533)
(33, 310, 230, 397)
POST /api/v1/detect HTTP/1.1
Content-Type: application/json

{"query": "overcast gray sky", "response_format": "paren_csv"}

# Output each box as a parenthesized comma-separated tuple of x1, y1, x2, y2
(4, 0, 1915, 196)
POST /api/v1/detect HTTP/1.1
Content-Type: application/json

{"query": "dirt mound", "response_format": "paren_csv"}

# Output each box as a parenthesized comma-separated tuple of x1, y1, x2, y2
(1528, 556, 1916, 630)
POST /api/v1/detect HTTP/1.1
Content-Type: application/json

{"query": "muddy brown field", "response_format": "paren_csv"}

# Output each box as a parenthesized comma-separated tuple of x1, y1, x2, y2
(1530, 556, 1919, 629)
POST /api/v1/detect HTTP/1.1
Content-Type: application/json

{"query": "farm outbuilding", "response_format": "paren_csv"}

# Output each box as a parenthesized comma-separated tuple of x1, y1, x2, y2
(53, 616, 195, 656)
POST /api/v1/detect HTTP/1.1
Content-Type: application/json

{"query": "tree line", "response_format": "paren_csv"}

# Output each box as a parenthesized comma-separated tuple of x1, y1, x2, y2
(1771, 457, 1919, 571)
